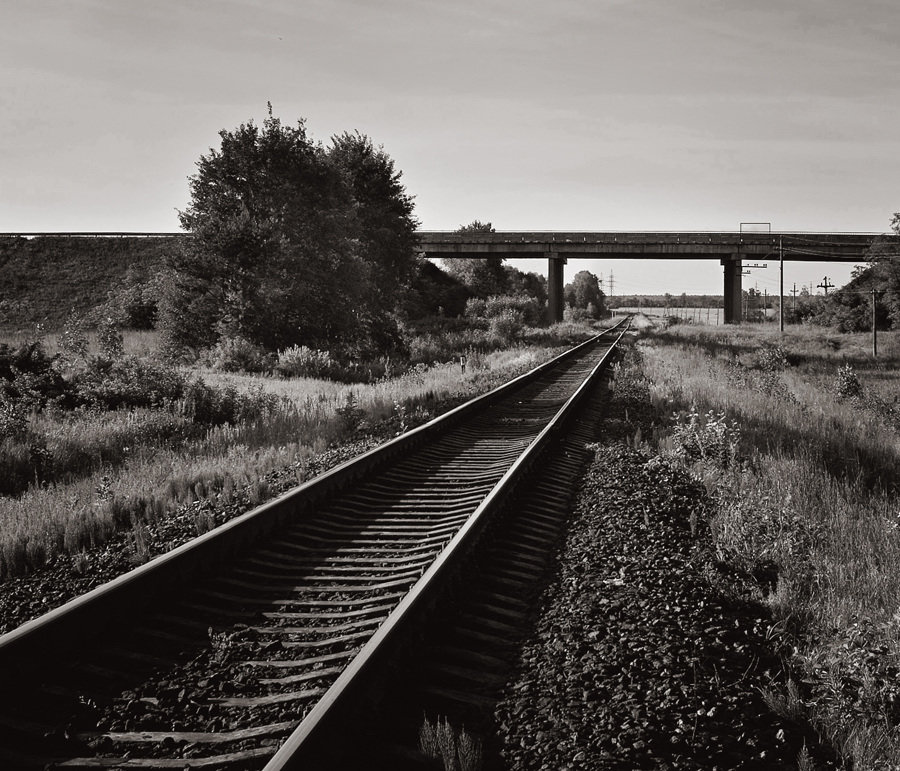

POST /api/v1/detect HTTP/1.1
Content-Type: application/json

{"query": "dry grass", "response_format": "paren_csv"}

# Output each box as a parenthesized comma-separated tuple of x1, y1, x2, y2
(635, 321, 900, 767)
(0, 338, 564, 579)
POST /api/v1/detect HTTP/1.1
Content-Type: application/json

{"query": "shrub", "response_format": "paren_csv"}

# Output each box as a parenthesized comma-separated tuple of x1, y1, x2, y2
(0, 397, 28, 441)
(96, 315, 124, 359)
(103, 269, 160, 330)
(836, 363, 862, 399)
(488, 309, 524, 343)
(564, 306, 592, 323)
(336, 391, 365, 434)
(179, 378, 279, 425)
(466, 293, 542, 327)
(58, 310, 90, 368)
(275, 345, 337, 379)
(202, 335, 273, 373)
(0, 340, 74, 410)
(755, 343, 790, 372)
(667, 406, 740, 469)
(75, 356, 185, 410)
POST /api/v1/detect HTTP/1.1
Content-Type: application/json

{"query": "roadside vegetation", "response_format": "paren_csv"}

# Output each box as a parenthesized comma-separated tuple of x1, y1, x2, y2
(0, 321, 596, 580)
(622, 320, 900, 768)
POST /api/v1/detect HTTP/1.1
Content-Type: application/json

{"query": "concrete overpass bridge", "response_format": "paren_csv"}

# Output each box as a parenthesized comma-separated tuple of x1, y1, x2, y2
(4, 230, 896, 325)
(418, 231, 895, 323)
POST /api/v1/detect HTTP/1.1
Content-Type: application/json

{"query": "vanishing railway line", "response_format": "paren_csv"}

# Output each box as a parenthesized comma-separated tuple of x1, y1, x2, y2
(0, 321, 628, 770)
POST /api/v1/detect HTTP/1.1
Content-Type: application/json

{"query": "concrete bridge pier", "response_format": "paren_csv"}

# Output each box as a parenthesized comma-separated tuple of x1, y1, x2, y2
(722, 257, 743, 323)
(547, 252, 567, 323)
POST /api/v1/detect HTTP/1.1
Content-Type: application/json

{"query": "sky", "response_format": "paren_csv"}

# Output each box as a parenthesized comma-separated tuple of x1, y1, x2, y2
(2, 0, 899, 295)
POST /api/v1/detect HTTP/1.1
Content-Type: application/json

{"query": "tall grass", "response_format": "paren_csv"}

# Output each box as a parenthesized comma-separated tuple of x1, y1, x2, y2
(0, 344, 560, 579)
(636, 323, 900, 767)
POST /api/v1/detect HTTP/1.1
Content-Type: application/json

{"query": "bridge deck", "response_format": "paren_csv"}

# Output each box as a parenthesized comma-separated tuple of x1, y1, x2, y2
(417, 231, 893, 262)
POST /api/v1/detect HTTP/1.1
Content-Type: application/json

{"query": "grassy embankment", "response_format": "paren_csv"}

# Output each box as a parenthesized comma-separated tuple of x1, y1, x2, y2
(0, 324, 595, 580)
(630, 320, 900, 767)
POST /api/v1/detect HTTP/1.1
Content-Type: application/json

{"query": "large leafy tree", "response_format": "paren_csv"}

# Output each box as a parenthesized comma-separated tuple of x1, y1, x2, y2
(441, 221, 507, 298)
(815, 213, 900, 331)
(327, 131, 420, 351)
(159, 109, 418, 358)
(564, 270, 605, 318)
(866, 212, 900, 327)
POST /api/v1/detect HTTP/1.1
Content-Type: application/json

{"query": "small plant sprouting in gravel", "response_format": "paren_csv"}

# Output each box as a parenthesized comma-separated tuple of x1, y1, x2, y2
(125, 519, 151, 564)
(419, 715, 483, 771)
(208, 627, 236, 663)
(393, 399, 409, 434)
(836, 363, 862, 399)
(193, 509, 216, 536)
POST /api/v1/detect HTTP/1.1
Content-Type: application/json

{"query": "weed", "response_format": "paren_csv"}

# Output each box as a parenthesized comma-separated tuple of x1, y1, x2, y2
(667, 406, 739, 470)
(336, 391, 365, 434)
(835, 363, 862, 398)
(127, 519, 150, 565)
(419, 716, 483, 771)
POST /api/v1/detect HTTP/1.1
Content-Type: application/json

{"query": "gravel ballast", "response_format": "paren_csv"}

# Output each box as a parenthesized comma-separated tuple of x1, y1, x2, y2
(493, 444, 836, 770)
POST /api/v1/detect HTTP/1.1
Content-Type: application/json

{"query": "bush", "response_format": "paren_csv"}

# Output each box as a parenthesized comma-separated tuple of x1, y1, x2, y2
(202, 335, 273, 373)
(103, 269, 160, 330)
(836, 363, 862, 398)
(488, 309, 525, 343)
(755, 343, 789, 372)
(667, 406, 740, 469)
(0, 397, 28, 441)
(564, 306, 592, 323)
(466, 293, 542, 327)
(75, 356, 185, 410)
(180, 378, 279, 425)
(58, 311, 90, 368)
(275, 345, 338, 379)
(96, 315, 124, 359)
(0, 340, 74, 410)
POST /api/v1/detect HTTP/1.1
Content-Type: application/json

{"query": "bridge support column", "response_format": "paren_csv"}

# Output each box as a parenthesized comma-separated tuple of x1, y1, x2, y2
(722, 257, 742, 323)
(547, 252, 566, 324)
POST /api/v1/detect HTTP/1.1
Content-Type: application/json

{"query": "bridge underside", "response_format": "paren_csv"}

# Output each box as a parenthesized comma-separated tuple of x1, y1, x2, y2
(418, 231, 887, 324)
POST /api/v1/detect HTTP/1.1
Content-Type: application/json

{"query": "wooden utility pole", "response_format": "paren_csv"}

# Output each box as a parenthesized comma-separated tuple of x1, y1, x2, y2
(872, 289, 878, 357)
(817, 276, 834, 295)
(791, 283, 798, 316)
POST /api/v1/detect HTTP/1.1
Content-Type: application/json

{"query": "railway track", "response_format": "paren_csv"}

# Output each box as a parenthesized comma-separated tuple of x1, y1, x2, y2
(0, 321, 628, 770)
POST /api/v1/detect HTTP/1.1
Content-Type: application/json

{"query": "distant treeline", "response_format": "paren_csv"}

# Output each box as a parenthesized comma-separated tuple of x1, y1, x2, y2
(609, 294, 724, 309)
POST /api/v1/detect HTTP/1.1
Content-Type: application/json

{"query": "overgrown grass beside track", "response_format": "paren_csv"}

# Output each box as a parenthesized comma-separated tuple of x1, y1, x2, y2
(0, 326, 593, 580)
(629, 321, 900, 768)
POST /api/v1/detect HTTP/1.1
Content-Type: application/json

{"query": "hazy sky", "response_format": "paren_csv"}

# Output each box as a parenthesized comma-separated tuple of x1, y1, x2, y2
(2, 0, 898, 294)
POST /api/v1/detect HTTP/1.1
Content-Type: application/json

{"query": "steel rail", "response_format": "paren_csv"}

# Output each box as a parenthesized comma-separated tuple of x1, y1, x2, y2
(264, 321, 631, 768)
